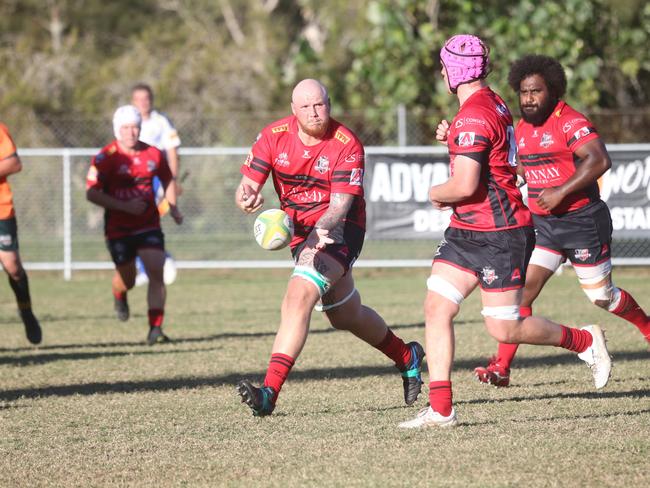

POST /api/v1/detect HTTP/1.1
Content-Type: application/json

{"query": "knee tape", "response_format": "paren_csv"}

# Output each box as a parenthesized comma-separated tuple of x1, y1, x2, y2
(292, 265, 331, 296)
(528, 247, 563, 272)
(481, 305, 520, 321)
(426, 274, 464, 305)
(315, 288, 358, 312)
(575, 260, 617, 305)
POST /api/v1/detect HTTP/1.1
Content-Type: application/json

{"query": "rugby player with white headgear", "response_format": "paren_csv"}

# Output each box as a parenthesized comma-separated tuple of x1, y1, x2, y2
(86, 105, 183, 345)
(399, 35, 612, 429)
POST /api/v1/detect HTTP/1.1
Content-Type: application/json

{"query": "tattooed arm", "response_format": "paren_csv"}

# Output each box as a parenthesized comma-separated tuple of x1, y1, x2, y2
(308, 192, 355, 250)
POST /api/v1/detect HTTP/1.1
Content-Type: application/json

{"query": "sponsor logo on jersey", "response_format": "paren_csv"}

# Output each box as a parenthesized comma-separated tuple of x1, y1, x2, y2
(511, 268, 522, 281)
(532, 130, 539, 138)
(459, 117, 486, 126)
(87, 165, 98, 182)
(540, 132, 554, 148)
(458, 132, 476, 147)
(482, 266, 499, 285)
(562, 122, 572, 133)
(573, 127, 591, 140)
(274, 152, 290, 167)
(574, 249, 591, 261)
(525, 166, 561, 183)
(315, 155, 330, 174)
(495, 103, 508, 117)
(271, 124, 289, 133)
(302, 150, 311, 159)
(350, 168, 363, 186)
(334, 129, 351, 144)
(518, 137, 526, 148)
(147, 160, 156, 172)
(455, 119, 463, 128)
(345, 153, 364, 163)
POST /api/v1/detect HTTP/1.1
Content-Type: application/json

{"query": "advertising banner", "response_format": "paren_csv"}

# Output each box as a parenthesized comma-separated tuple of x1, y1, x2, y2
(365, 146, 650, 241)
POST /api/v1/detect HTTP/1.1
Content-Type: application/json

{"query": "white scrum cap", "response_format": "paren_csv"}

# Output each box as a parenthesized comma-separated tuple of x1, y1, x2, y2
(113, 104, 142, 139)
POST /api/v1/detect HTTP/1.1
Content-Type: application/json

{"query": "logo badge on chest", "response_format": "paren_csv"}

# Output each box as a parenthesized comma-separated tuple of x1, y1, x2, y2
(315, 155, 330, 174)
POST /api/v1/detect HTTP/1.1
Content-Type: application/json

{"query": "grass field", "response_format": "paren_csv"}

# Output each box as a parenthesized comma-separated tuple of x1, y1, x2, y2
(1, 268, 649, 487)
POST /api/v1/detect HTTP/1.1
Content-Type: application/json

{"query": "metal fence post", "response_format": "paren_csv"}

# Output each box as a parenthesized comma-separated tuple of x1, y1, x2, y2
(397, 104, 407, 146)
(63, 149, 72, 280)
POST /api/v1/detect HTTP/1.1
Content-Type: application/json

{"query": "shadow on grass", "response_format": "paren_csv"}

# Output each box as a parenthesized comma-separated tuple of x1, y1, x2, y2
(0, 345, 224, 367)
(458, 408, 650, 428)
(0, 321, 432, 353)
(0, 357, 648, 403)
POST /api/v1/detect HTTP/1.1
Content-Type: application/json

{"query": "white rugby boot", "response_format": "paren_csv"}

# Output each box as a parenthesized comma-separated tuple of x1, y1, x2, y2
(398, 406, 458, 429)
(577, 324, 612, 389)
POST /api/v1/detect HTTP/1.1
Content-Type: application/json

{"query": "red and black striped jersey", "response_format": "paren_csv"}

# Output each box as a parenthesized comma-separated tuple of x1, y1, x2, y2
(86, 141, 171, 239)
(447, 87, 532, 231)
(241, 115, 366, 246)
(516, 101, 601, 215)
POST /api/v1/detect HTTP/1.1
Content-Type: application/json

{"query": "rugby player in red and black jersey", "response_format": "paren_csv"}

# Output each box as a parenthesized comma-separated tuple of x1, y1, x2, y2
(86, 105, 183, 345)
(234, 79, 425, 417)
(475, 55, 650, 388)
(399, 36, 612, 429)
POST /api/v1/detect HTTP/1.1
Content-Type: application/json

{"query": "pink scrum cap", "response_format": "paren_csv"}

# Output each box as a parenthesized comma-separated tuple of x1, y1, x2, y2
(440, 34, 490, 92)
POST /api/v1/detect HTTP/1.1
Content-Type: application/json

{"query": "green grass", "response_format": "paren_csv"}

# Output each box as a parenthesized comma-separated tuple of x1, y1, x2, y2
(1, 268, 649, 487)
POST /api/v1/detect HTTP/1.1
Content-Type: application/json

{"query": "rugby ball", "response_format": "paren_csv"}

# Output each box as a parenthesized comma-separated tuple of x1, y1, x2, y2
(254, 209, 294, 250)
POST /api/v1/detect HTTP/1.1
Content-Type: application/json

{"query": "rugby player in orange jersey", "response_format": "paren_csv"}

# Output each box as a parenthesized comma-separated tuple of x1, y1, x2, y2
(475, 55, 650, 388)
(399, 35, 612, 429)
(234, 79, 425, 416)
(0, 123, 42, 344)
(86, 105, 183, 345)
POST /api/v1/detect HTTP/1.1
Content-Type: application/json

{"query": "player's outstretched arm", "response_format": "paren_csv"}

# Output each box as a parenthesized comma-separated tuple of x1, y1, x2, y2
(235, 176, 264, 214)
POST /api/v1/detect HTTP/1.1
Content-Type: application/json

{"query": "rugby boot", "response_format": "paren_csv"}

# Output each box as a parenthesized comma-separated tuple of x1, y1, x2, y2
(474, 356, 510, 387)
(114, 296, 130, 322)
(236, 380, 276, 417)
(20, 309, 42, 345)
(147, 326, 171, 345)
(399, 341, 425, 405)
(577, 325, 612, 389)
(398, 406, 458, 429)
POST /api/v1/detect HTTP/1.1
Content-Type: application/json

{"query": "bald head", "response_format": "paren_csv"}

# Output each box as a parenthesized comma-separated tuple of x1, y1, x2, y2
(291, 79, 331, 141)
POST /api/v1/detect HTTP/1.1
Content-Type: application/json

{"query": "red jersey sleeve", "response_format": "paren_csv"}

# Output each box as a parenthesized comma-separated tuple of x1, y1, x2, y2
(330, 136, 365, 196)
(240, 131, 273, 185)
(448, 116, 492, 166)
(562, 114, 599, 152)
(156, 149, 173, 187)
(86, 148, 111, 191)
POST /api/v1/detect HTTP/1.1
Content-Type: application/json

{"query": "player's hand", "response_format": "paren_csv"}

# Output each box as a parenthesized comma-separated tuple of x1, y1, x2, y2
(435, 120, 450, 146)
(237, 183, 264, 214)
(430, 199, 451, 211)
(307, 228, 335, 250)
(537, 187, 566, 212)
(169, 205, 184, 225)
(121, 198, 148, 215)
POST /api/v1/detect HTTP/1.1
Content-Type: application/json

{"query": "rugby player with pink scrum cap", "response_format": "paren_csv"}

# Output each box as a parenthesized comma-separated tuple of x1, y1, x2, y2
(398, 35, 612, 429)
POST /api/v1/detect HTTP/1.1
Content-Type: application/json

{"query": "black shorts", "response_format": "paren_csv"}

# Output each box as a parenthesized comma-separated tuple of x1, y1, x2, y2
(533, 201, 612, 265)
(106, 229, 165, 266)
(434, 226, 535, 291)
(0, 217, 19, 252)
(291, 222, 365, 272)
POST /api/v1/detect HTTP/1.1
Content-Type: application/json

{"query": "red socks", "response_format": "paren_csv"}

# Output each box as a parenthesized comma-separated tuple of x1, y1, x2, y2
(148, 308, 164, 327)
(558, 325, 593, 353)
(113, 290, 127, 301)
(374, 329, 411, 370)
(611, 289, 650, 338)
(429, 381, 453, 417)
(263, 353, 295, 403)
